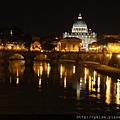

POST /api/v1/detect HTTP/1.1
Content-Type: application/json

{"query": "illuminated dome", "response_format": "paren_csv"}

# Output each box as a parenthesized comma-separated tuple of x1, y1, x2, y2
(72, 13, 88, 33)
(73, 21, 87, 28)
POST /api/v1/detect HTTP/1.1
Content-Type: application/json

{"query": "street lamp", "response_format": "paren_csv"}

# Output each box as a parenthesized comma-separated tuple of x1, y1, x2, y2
(107, 54, 110, 57)
(118, 54, 120, 58)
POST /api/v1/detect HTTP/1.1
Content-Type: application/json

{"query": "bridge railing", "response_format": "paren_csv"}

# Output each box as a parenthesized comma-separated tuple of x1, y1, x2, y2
(0, 48, 103, 54)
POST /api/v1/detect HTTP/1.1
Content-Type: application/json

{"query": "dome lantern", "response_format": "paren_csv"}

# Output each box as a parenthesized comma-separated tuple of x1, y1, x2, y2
(72, 13, 88, 33)
(78, 13, 82, 19)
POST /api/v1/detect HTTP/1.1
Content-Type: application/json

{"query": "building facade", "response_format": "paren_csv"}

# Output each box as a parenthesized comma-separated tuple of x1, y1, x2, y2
(56, 37, 82, 52)
(63, 13, 97, 50)
(30, 41, 42, 51)
(102, 34, 120, 39)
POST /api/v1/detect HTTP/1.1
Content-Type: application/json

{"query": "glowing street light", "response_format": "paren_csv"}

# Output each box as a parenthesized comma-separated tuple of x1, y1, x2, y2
(107, 54, 110, 57)
(118, 54, 120, 58)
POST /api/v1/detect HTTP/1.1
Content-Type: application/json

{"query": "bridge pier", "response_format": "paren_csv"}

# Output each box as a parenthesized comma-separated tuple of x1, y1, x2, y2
(23, 60, 36, 83)
(2, 56, 10, 83)
(50, 58, 59, 67)
(2, 56, 9, 70)
(75, 57, 83, 65)
(25, 57, 34, 67)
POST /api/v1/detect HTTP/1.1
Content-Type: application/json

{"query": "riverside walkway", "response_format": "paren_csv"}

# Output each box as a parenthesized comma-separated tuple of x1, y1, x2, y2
(84, 61, 120, 78)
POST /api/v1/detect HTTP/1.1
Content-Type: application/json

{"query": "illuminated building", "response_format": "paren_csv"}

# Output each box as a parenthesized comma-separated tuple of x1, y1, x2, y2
(63, 13, 97, 50)
(88, 42, 102, 53)
(103, 34, 120, 39)
(106, 42, 120, 53)
(56, 37, 82, 52)
(30, 41, 42, 51)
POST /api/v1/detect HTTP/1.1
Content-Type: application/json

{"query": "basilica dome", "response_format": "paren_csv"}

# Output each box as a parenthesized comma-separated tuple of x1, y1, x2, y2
(72, 13, 88, 33)
(73, 20, 87, 28)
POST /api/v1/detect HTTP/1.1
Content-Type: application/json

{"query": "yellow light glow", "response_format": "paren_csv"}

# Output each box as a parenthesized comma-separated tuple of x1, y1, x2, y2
(118, 54, 120, 58)
(89, 75, 92, 92)
(77, 86, 80, 100)
(91, 80, 95, 92)
(110, 53, 112, 58)
(84, 67, 86, 80)
(17, 46, 19, 49)
(97, 74, 100, 94)
(73, 65, 75, 74)
(116, 79, 120, 104)
(93, 71, 96, 84)
(16, 77, 19, 84)
(39, 65, 43, 76)
(106, 76, 111, 104)
(91, 71, 96, 92)
(39, 78, 42, 88)
(16, 69, 19, 84)
(80, 77, 82, 83)
(47, 63, 51, 77)
(64, 72, 67, 89)
(60, 64, 63, 78)
(84, 68, 88, 84)
(8, 46, 12, 49)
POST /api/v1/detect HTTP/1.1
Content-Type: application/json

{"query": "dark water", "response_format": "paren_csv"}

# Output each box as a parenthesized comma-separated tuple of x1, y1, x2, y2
(0, 60, 120, 116)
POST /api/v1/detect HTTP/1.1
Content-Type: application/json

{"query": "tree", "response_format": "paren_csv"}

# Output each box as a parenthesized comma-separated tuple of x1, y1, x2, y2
(42, 43, 56, 50)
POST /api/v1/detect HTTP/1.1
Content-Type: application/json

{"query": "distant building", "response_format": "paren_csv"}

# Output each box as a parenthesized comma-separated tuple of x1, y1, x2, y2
(0, 27, 24, 37)
(88, 42, 102, 52)
(106, 42, 120, 53)
(0, 27, 32, 50)
(56, 37, 82, 52)
(4, 43, 27, 51)
(30, 41, 42, 51)
(102, 34, 120, 39)
(63, 13, 97, 49)
(88, 40, 120, 53)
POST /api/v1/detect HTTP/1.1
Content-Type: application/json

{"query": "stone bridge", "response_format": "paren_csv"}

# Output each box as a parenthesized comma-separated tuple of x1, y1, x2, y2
(0, 50, 108, 66)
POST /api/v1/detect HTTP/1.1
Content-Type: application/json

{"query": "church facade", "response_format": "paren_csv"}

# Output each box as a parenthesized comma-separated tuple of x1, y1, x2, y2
(62, 13, 97, 50)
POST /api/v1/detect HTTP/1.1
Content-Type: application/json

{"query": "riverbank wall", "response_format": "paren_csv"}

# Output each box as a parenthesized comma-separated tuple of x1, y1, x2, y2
(83, 61, 120, 79)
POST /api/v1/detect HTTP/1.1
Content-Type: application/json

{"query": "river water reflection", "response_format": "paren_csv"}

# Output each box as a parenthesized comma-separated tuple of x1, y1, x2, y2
(0, 60, 120, 115)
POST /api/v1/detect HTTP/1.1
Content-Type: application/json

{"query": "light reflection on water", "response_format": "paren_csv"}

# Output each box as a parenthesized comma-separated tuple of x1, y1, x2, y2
(0, 60, 119, 114)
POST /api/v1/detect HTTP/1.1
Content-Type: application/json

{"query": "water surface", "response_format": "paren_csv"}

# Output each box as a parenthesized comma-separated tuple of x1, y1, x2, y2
(0, 60, 119, 115)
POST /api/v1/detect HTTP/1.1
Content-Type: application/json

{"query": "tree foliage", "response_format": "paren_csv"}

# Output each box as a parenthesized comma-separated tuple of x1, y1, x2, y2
(42, 43, 56, 50)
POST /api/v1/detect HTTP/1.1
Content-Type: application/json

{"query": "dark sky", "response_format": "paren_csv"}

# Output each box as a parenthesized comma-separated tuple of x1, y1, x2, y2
(0, 0, 120, 37)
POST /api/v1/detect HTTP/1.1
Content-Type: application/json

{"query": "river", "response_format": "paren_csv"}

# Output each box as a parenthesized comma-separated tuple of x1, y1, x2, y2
(0, 60, 119, 116)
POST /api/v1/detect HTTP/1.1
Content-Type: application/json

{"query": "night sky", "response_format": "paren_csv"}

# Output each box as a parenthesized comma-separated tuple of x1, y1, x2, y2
(0, 0, 120, 37)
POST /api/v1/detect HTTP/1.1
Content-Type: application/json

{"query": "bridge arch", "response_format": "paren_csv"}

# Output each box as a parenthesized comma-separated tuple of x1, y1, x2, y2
(34, 53, 49, 60)
(83, 54, 102, 63)
(59, 53, 77, 62)
(7, 53, 25, 66)
(9, 53, 25, 60)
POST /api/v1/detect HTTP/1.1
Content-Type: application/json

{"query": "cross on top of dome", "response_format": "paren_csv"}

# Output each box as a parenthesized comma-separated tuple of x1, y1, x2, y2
(78, 13, 82, 19)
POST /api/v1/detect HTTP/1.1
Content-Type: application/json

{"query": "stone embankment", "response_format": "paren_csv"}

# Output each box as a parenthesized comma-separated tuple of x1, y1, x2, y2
(83, 61, 120, 78)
